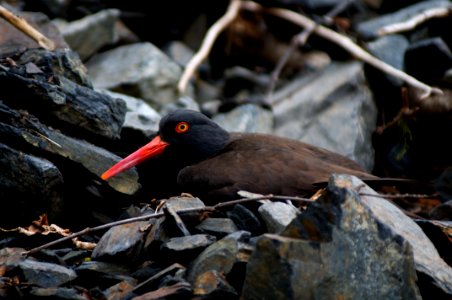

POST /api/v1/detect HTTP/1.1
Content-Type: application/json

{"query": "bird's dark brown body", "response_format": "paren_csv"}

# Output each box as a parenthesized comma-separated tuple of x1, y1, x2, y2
(102, 109, 377, 202)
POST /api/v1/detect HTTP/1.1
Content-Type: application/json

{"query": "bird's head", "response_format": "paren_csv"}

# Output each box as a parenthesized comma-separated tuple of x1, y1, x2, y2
(101, 109, 229, 180)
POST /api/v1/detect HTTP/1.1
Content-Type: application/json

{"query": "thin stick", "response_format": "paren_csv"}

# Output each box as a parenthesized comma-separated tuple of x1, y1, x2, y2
(265, 0, 354, 103)
(22, 194, 313, 256)
(177, 0, 241, 94)
(378, 7, 452, 36)
(241, 1, 442, 99)
(0, 5, 55, 50)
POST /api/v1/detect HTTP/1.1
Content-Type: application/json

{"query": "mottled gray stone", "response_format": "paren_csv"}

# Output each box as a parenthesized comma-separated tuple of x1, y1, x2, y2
(187, 231, 251, 284)
(195, 218, 239, 237)
(336, 174, 452, 295)
(55, 9, 120, 60)
(258, 201, 299, 233)
(242, 175, 421, 300)
(19, 259, 77, 288)
(213, 103, 274, 134)
(86, 42, 183, 108)
(273, 61, 376, 171)
(92, 221, 149, 262)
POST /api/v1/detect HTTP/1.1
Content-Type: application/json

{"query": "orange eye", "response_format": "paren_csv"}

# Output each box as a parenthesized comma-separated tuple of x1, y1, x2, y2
(175, 122, 189, 133)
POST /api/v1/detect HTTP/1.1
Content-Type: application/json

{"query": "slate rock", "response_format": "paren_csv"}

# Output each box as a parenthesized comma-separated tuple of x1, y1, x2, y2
(0, 48, 127, 140)
(226, 204, 265, 235)
(273, 61, 376, 171)
(242, 176, 421, 300)
(257, 201, 299, 233)
(55, 8, 120, 60)
(28, 287, 89, 300)
(0, 142, 64, 227)
(19, 259, 77, 288)
(91, 221, 149, 262)
(86, 42, 183, 108)
(195, 218, 239, 237)
(187, 231, 251, 283)
(337, 175, 452, 296)
(212, 103, 274, 134)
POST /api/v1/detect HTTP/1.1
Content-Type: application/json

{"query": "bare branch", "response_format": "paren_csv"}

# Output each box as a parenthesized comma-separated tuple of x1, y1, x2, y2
(241, 1, 443, 98)
(378, 7, 452, 36)
(177, 0, 241, 94)
(0, 5, 55, 50)
(22, 193, 313, 256)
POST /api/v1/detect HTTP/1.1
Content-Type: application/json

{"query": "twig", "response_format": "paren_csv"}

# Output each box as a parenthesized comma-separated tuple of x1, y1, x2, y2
(22, 193, 313, 256)
(241, 1, 442, 99)
(0, 5, 55, 50)
(359, 192, 437, 199)
(177, 0, 241, 94)
(165, 206, 191, 236)
(265, 0, 354, 103)
(377, 7, 452, 36)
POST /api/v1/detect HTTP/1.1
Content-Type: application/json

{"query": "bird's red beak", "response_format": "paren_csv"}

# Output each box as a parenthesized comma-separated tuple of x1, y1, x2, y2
(101, 135, 169, 180)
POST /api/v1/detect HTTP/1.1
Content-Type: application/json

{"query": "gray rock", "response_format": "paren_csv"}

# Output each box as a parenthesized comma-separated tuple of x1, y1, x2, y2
(0, 48, 127, 140)
(226, 204, 264, 235)
(258, 201, 299, 233)
(192, 270, 238, 299)
(165, 40, 195, 68)
(162, 234, 216, 251)
(273, 61, 376, 171)
(366, 34, 409, 86)
(92, 221, 149, 262)
(213, 104, 274, 134)
(0, 143, 63, 225)
(86, 42, 183, 108)
(337, 174, 452, 296)
(195, 218, 239, 237)
(19, 259, 77, 288)
(55, 9, 120, 60)
(242, 175, 421, 300)
(97, 89, 161, 135)
(187, 231, 251, 284)
(29, 287, 88, 300)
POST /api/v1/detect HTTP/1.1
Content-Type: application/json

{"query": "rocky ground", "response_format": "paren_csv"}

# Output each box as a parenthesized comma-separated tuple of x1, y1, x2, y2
(0, 0, 452, 299)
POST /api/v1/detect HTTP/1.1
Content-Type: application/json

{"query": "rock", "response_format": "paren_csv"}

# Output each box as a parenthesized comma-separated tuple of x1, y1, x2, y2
(242, 175, 421, 299)
(86, 42, 184, 108)
(257, 201, 299, 233)
(366, 34, 409, 86)
(0, 48, 127, 140)
(212, 103, 274, 134)
(0, 7, 68, 54)
(54, 9, 120, 60)
(187, 231, 252, 292)
(195, 218, 239, 237)
(28, 287, 89, 299)
(226, 204, 265, 235)
(273, 61, 377, 171)
(192, 270, 238, 299)
(405, 37, 452, 82)
(0, 143, 63, 227)
(336, 175, 452, 296)
(91, 221, 149, 262)
(19, 259, 77, 288)
(161, 234, 217, 263)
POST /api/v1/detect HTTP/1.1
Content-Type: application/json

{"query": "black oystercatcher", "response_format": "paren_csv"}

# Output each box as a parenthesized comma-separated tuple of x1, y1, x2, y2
(102, 109, 377, 201)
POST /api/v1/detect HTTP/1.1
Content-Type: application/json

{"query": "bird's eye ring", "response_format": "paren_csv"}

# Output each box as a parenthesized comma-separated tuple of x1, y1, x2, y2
(175, 122, 189, 133)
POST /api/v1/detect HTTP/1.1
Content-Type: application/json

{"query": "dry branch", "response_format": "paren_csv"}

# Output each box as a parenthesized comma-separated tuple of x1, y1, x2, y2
(177, 0, 241, 94)
(0, 5, 55, 50)
(377, 7, 452, 36)
(241, 1, 442, 99)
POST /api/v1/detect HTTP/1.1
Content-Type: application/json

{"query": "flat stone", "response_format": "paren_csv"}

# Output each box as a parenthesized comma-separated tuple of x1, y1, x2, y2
(195, 218, 238, 237)
(86, 42, 183, 108)
(257, 201, 299, 233)
(273, 61, 376, 171)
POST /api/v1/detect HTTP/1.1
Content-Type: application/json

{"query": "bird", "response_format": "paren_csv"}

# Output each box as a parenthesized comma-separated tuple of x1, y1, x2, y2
(101, 108, 378, 203)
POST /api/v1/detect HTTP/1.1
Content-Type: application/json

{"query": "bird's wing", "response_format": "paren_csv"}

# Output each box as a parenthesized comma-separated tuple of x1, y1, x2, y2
(177, 135, 375, 202)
